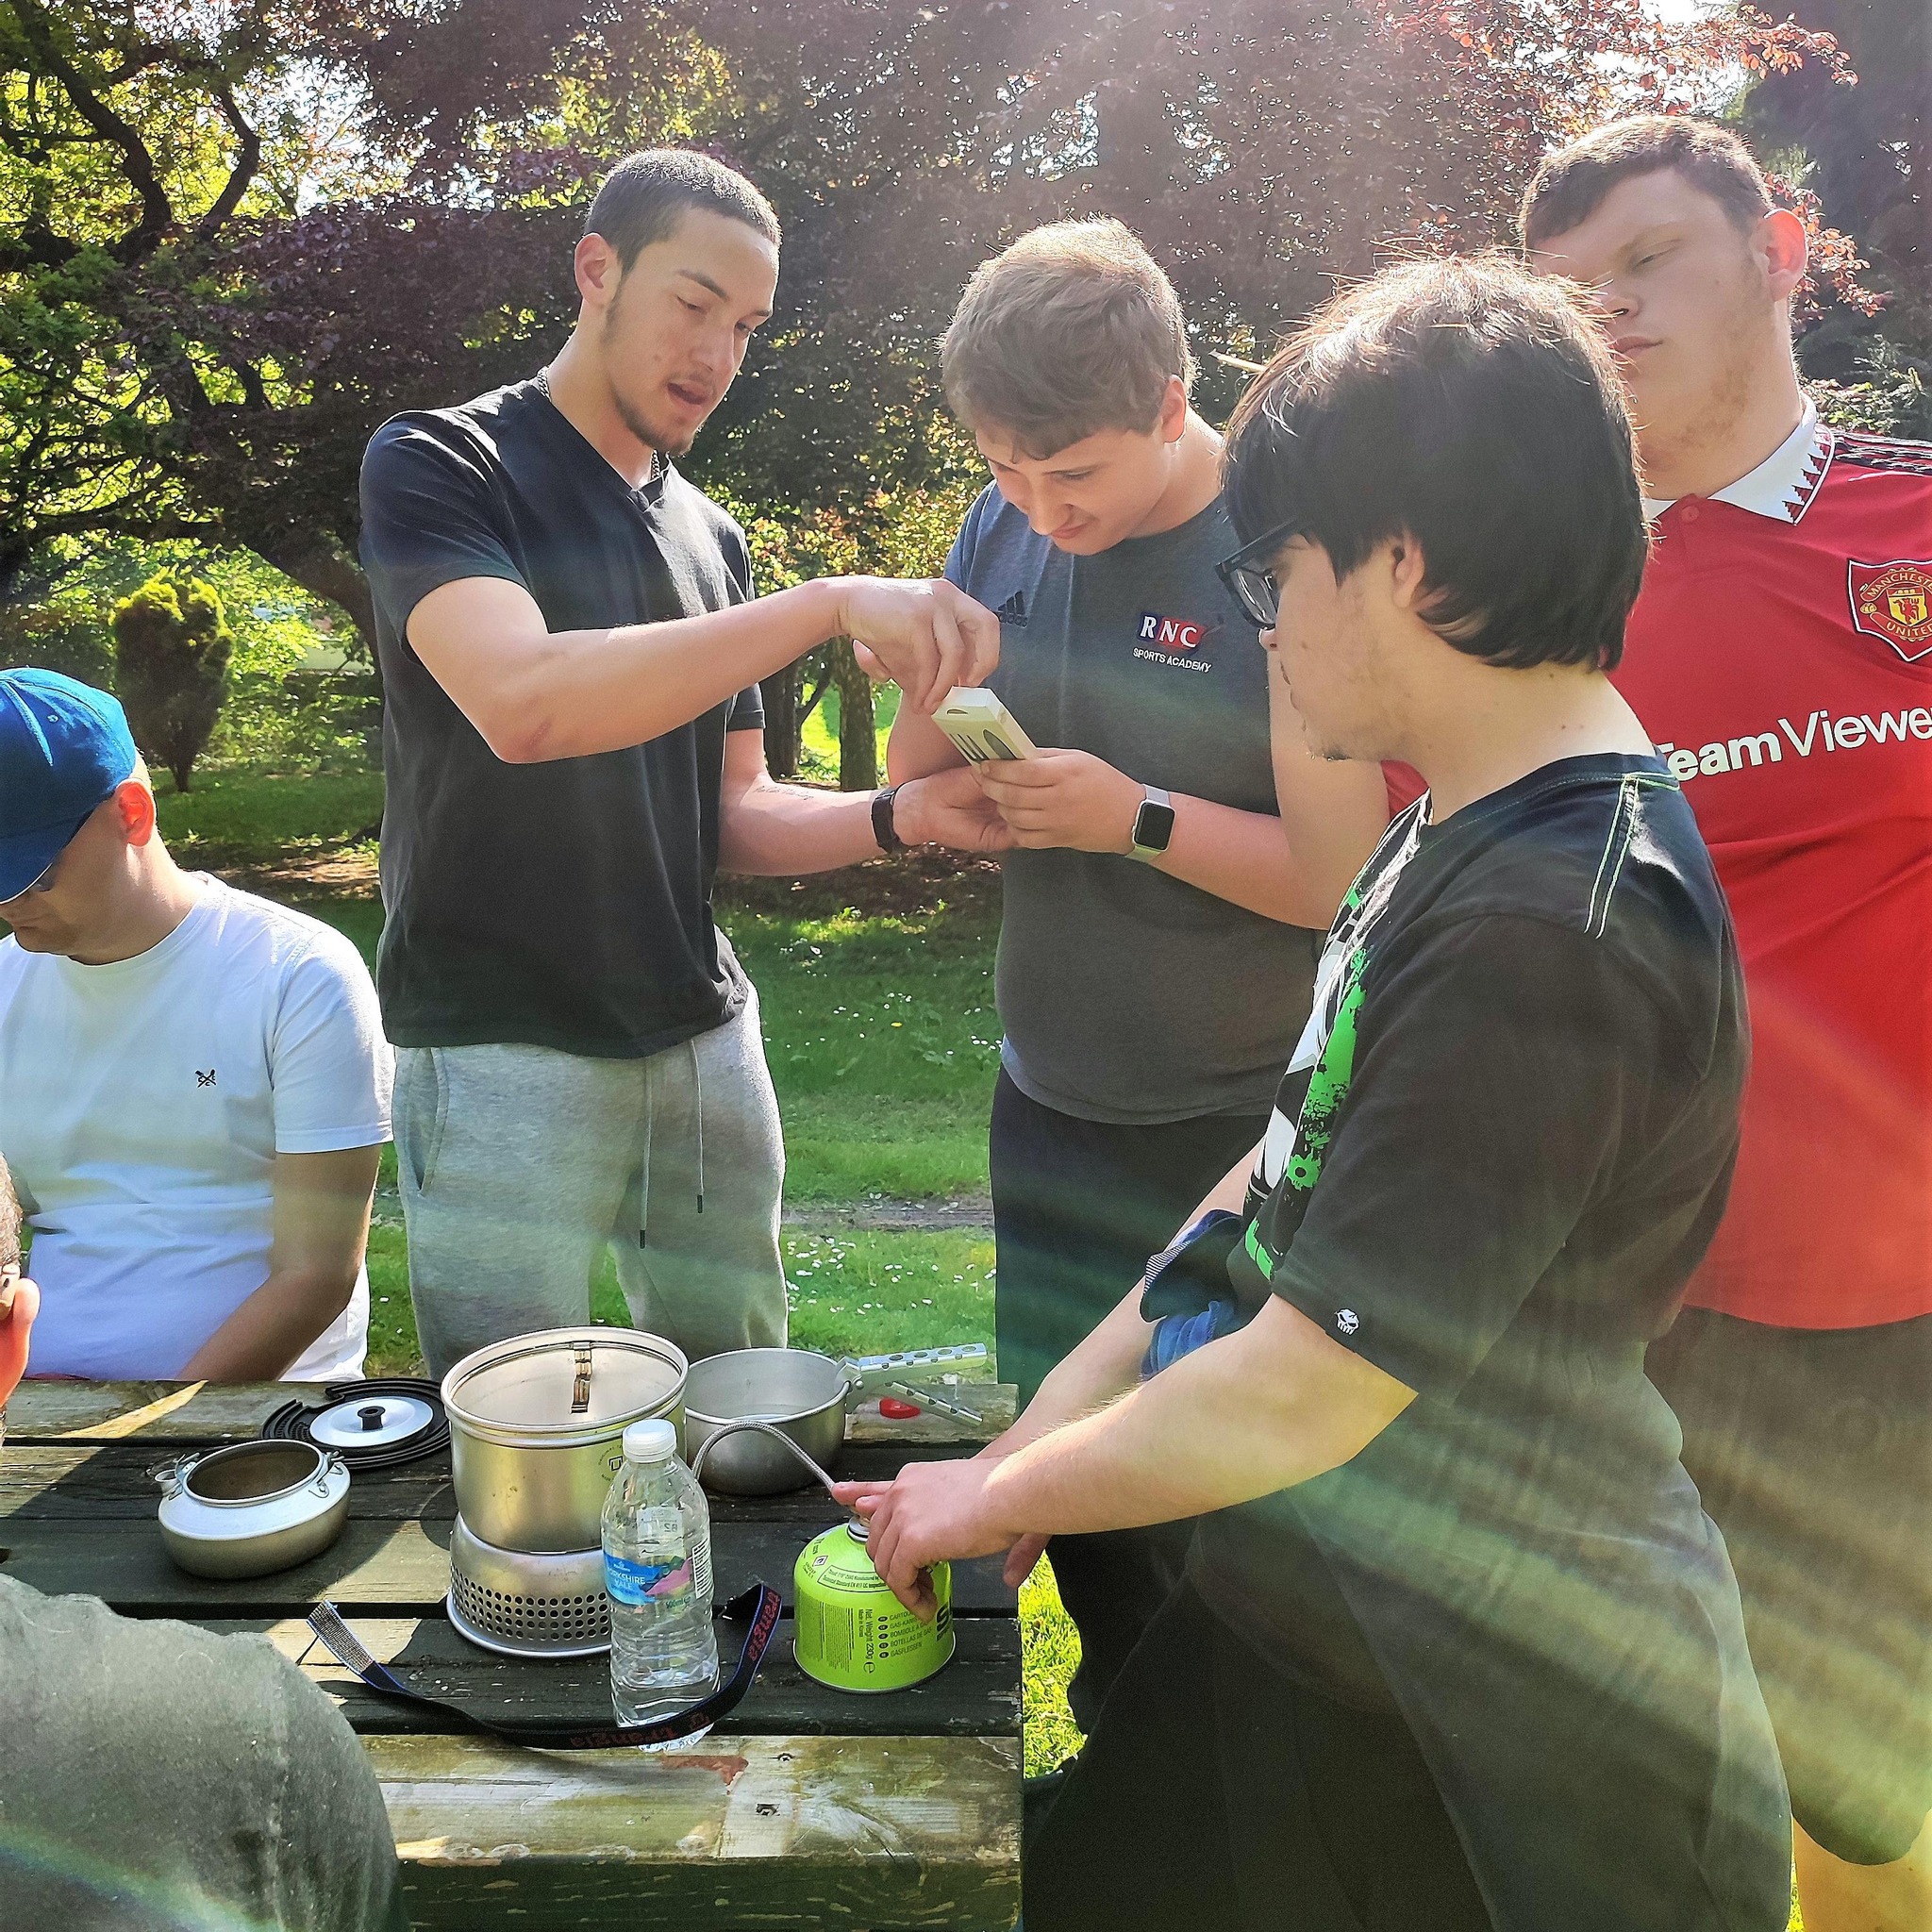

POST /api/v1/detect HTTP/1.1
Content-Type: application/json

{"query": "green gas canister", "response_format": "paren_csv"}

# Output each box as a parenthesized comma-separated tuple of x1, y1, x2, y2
(792, 1520, 954, 1692)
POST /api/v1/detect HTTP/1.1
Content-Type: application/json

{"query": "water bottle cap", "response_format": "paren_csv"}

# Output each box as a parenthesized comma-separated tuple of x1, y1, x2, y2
(623, 1418, 679, 1462)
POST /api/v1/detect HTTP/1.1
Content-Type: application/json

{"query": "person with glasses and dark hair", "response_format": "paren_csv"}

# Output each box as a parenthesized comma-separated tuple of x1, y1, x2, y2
(834, 254, 1789, 1932)
(0, 1152, 408, 1929)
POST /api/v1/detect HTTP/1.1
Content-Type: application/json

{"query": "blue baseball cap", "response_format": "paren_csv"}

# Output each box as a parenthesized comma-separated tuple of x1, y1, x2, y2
(0, 670, 140, 901)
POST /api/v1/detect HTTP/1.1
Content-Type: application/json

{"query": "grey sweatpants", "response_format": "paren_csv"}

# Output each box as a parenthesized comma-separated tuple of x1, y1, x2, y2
(0, 1573, 407, 1932)
(394, 989, 787, 1378)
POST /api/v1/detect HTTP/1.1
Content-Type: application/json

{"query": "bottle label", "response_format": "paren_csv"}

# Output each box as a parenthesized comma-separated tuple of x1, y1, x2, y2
(606, 1548, 693, 1606)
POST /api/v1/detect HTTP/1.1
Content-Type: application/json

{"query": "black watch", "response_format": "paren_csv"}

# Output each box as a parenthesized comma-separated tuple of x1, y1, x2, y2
(873, 785, 905, 855)
(1127, 786, 1175, 861)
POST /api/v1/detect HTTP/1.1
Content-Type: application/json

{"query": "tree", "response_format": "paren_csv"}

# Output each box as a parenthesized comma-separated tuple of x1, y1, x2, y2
(112, 573, 233, 791)
(0, 0, 1880, 676)
(1742, 0, 1929, 435)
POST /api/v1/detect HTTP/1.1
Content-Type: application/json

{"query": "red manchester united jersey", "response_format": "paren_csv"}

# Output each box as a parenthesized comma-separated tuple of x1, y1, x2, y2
(1613, 408, 1932, 1328)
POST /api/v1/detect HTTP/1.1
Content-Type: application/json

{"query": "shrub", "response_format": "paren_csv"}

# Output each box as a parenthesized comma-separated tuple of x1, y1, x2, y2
(112, 575, 234, 791)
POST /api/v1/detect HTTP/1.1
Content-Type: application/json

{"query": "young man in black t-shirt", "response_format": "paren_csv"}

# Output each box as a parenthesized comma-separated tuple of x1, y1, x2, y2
(837, 258, 1790, 1929)
(359, 151, 1008, 1375)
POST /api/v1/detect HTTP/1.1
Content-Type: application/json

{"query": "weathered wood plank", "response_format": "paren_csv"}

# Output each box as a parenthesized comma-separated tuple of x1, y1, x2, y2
(291, 1613, 1020, 1739)
(2, 1379, 300, 1441)
(0, 1443, 456, 1521)
(375, 1732, 1021, 1931)
(847, 1382, 1015, 1441)
(0, 1437, 995, 1523)
(3, 1378, 1016, 1446)
(0, 1515, 1018, 1616)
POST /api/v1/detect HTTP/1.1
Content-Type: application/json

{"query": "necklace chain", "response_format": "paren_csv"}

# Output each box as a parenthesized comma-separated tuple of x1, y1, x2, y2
(533, 364, 659, 483)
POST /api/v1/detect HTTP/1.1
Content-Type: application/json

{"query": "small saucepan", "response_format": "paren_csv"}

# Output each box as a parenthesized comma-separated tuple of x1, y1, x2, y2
(154, 1439, 350, 1579)
(682, 1348, 856, 1496)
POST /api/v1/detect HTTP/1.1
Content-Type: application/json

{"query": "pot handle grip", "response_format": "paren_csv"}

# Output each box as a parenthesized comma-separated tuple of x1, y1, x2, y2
(149, 1453, 200, 1499)
(690, 1419, 841, 1502)
(310, 1453, 347, 1496)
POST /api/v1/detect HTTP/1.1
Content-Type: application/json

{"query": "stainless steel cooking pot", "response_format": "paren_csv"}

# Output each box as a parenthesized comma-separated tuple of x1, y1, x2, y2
(441, 1326, 688, 1553)
(682, 1348, 855, 1496)
(155, 1439, 350, 1579)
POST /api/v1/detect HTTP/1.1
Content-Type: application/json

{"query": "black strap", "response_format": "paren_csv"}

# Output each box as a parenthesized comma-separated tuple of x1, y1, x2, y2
(308, 1582, 782, 1749)
(872, 784, 905, 854)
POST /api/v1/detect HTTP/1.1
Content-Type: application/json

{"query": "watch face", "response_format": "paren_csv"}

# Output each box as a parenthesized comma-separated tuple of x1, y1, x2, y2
(1134, 800, 1177, 853)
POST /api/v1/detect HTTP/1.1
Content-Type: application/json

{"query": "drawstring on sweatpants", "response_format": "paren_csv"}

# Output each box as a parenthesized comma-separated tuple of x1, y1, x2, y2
(637, 1041, 707, 1248)
(691, 1037, 706, 1214)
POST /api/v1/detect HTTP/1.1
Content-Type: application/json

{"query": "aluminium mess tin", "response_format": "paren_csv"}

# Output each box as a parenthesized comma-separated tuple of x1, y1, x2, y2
(155, 1439, 351, 1579)
(441, 1325, 690, 1553)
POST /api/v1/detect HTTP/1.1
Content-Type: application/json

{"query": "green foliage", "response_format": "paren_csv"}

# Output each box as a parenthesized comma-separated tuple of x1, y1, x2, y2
(110, 572, 233, 791)
(9, 0, 1883, 675)
(18, 538, 375, 773)
(0, 600, 111, 685)
(724, 468, 983, 784)
(1810, 340, 1932, 441)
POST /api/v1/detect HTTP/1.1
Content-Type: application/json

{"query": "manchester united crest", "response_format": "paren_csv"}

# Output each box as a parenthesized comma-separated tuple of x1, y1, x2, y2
(1848, 558, 1932, 660)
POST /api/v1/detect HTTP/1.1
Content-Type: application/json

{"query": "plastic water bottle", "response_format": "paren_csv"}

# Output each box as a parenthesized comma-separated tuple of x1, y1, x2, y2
(603, 1418, 719, 1736)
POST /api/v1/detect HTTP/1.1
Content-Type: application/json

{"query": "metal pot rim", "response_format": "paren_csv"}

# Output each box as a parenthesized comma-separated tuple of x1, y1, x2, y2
(441, 1325, 689, 1443)
(683, 1348, 851, 1429)
(685, 1391, 845, 1427)
(175, 1440, 331, 1510)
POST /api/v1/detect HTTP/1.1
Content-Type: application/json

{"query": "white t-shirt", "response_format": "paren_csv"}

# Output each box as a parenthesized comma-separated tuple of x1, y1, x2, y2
(0, 876, 393, 1379)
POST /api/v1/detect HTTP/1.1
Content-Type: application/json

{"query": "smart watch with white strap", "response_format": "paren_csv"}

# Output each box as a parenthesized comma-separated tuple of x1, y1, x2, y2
(1126, 786, 1176, 862)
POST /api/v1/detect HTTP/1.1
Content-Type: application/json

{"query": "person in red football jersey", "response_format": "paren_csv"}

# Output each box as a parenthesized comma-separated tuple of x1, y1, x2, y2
(1525, 116, 1932, 1932)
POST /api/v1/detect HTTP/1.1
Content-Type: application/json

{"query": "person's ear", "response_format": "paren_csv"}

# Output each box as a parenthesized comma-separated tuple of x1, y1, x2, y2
(1385, 533, 1431, 613)
(1157, 375, 1190, 444)
(112, 779, 158, 847)
(574, 231, 623, 318)
(1757, 208, 1808, 306)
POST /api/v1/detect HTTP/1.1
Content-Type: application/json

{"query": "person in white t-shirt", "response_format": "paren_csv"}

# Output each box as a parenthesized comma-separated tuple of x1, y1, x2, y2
(0, 670, 391, 1381)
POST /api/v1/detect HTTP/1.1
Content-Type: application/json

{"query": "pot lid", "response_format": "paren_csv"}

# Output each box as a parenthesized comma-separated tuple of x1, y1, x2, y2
(310, 1392, 436, 1449)
(445, 1328, 686, 1433)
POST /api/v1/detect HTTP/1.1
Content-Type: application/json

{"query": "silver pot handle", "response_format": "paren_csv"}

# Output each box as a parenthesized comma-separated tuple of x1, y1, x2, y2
(149, 1453, 200, 1499)
(310, 1453, 347, 1497)
(689, 1420, 841, 1502)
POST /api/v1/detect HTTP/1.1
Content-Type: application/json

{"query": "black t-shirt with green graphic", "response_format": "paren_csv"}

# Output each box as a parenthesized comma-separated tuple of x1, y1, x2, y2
(1190, 754, 1787, 1931)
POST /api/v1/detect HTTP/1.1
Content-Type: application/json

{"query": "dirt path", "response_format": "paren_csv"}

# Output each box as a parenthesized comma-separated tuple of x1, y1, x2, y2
(374, 1185, 991, 1236)
(783, 1196, 992, 1233)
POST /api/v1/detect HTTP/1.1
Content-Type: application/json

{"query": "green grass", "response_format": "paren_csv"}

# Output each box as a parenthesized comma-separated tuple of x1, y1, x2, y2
(293, 895, 999, 1207)
(155, 766, 382, 869)
(727, 907, 999, 1200)
(363, 1222, 994, 1374)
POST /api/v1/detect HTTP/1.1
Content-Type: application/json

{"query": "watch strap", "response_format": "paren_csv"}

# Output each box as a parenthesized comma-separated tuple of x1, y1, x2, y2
(872, 785, 905, 855)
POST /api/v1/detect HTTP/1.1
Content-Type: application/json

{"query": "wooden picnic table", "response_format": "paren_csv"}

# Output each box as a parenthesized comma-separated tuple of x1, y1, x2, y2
(1, 1374, 1023, 1931)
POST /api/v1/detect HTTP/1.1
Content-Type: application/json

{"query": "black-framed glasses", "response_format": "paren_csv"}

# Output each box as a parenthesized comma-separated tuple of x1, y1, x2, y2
(1216, 519, 1302, 632)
